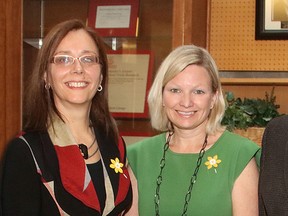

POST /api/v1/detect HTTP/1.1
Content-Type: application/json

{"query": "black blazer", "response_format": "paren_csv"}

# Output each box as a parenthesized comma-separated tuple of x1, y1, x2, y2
(1, 130, 132, 216)
(259, 115, 288, 216)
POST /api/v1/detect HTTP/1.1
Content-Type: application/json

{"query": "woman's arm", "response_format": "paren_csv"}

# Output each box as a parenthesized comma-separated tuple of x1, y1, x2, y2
(1, 139, 41, 215)
(125, 165, 139, 216)
(232, 157, 259, 216)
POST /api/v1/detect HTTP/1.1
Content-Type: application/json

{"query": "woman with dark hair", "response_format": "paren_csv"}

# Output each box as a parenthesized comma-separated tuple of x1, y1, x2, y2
(1, 19, 137, 215)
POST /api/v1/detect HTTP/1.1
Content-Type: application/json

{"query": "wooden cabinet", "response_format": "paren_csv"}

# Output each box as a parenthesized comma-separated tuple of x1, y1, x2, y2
(6, 0, 287, 152)
(0, 0, 22, 156)
(21, 0, 209, 141)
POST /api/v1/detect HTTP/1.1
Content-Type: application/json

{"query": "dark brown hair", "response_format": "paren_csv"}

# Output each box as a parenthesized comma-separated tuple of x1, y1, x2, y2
(24, 19, 118, 138)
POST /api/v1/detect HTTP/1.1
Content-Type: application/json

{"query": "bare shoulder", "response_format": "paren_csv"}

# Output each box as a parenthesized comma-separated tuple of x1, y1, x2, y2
(232, 158, 259, 216)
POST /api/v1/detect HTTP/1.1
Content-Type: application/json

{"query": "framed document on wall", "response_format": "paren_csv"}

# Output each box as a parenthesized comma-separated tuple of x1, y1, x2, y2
(256, 0, 288, 40)
(88, 0, 139, 37)
(107, 50, 153, 119)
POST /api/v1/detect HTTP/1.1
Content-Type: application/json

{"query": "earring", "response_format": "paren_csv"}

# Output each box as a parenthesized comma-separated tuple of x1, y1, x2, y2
(45, 83, 51, 90)
(97, 85, 103, 92)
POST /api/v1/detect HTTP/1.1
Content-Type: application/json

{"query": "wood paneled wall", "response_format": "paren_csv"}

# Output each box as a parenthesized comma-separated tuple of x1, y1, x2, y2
(172, 0, 208, 48)
(2, 0, 287, 153)
(0, 0, 22, 157)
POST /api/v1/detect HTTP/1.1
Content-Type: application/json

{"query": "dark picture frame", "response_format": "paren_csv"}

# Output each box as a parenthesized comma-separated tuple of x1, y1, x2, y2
(256, 0, 288, 40)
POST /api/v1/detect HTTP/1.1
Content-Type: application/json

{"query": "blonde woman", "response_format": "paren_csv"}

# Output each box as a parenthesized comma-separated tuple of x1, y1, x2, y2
(128, 45, 260, 216)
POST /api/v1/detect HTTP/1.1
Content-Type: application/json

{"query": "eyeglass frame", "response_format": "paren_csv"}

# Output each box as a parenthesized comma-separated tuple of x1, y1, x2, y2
(50, 54, 102, 67)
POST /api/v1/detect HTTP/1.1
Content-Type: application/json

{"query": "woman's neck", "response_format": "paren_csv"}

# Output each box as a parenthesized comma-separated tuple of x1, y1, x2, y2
(55, 104, 92, 143)
(170, 130, 207, 152)
(168, 129, 223, 153)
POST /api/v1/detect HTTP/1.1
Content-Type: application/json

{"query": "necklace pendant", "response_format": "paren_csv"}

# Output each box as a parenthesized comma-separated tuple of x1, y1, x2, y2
(78, 144, 88, 159)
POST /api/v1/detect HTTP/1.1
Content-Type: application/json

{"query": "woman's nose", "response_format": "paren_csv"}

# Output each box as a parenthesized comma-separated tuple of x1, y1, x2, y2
(180, 93, 193, 108)
(72, 59, 84, 74)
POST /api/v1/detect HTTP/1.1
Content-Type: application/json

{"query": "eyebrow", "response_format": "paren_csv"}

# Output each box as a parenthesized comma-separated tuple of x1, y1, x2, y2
(54, 50, 98, 56)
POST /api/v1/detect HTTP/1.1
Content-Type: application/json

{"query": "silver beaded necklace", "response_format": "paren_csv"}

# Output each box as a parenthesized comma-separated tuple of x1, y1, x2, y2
(154, 131, 208, 216)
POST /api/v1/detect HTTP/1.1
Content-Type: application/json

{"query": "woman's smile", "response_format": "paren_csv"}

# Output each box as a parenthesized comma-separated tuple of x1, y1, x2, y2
(65, 81, 89, 88)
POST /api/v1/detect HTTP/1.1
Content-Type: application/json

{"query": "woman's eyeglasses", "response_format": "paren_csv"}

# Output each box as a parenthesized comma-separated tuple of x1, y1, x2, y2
(50, 55, 101, 67)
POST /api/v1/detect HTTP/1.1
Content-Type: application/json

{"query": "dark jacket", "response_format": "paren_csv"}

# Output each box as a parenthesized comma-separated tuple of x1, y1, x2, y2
(259, 115, 288, 216)
(0, 130, 132, 216)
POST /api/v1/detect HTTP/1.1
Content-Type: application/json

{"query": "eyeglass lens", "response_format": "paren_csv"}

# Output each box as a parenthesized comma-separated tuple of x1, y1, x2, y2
(52, 55, 100, 66)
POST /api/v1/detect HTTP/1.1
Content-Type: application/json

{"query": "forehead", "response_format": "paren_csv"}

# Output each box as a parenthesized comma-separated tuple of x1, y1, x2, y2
(168, 65, 211, 85)
(55, 29, 98, 54)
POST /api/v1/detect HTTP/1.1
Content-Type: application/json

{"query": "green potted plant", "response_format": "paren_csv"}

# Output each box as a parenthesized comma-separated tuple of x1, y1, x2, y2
(221, 87, 283, 145)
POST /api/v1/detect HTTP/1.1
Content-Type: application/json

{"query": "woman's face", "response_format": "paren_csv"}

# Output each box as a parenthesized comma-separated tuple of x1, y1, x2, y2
(163, 64, 217, 131)
(46, 29, 102, 111)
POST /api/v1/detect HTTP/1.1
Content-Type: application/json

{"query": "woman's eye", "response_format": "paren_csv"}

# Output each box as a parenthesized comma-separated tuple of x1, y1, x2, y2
(170, 88, 181, 93)
(82, 56, 95, 63)
(54, 56, 71, 64)
(193, 89, 205, 94)
(61, 57, 70, 63)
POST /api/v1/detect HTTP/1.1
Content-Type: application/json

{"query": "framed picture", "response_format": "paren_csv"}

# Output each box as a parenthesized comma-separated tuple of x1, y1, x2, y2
(256, 0, 288, 40)
(107, 50, 154, 119)
(88, 0, 139, 37)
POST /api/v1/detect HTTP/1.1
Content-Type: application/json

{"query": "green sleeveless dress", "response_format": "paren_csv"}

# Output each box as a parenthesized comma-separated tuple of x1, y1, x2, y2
(127, 130, 261, 216)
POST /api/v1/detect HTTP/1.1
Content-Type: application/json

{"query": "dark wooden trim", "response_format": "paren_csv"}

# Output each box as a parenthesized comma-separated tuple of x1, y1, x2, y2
(0, 0, 22, 157)
(172, 0, 208, 48)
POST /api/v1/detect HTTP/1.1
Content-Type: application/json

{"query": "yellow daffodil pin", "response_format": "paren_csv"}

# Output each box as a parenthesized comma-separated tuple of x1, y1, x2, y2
(205, 155, 221, 171)
(110, 157, 124, 173)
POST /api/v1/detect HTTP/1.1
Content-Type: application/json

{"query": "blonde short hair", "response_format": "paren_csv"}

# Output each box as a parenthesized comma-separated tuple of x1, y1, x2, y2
(148, 45, 226, 134)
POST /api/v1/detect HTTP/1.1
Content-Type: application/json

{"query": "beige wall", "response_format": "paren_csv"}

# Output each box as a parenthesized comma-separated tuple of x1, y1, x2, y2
(209, 0, 288, 71)
(209, 0, 288, 114)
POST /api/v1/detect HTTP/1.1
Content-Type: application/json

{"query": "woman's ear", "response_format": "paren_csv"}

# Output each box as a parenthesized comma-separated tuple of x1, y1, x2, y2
(210, 90, 218, 109)
(100, 74, 103, 85)
(43, 72, 51, 90)
(43, 71, 48, 83)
